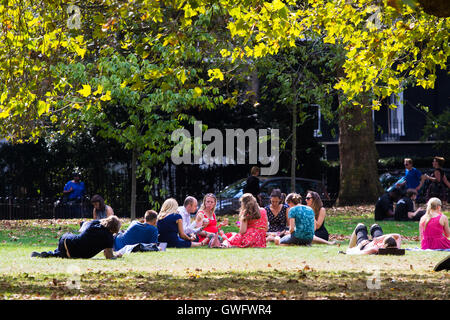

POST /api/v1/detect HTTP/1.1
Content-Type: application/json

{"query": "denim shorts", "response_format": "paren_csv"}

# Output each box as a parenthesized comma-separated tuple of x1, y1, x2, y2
(280, 233, 312, 245)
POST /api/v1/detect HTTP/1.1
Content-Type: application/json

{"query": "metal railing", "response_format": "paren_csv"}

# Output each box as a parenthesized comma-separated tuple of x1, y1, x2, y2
(0, 197, 153, 220)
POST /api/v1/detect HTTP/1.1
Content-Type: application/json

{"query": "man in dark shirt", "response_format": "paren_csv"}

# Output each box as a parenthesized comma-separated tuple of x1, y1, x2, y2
(394, 188, 426, 221)
(31, 216, 122, 259)
(374, 188, 402, 221)
(243, 166, 261, 203)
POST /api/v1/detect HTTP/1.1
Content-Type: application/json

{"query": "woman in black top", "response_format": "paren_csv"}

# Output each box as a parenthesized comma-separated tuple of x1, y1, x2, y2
(306, 191, 336, 245)
(265, 189, 289, 243)
(424, 157, 450, 203)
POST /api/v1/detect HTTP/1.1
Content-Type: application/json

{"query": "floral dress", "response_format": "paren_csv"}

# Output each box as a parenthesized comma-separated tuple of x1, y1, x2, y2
(228, 208, 268, 248)
(265, 204, 288, 233)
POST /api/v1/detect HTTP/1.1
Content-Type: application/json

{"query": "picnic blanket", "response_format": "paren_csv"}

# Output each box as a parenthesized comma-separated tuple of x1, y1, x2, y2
(405, 247, 450, 252)
(115, 242, 167, 255)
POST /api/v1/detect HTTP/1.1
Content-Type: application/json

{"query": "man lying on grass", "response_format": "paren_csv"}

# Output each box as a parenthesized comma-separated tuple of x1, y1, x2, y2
(345, 223, 402, 255)
(31, 215, 123, 260)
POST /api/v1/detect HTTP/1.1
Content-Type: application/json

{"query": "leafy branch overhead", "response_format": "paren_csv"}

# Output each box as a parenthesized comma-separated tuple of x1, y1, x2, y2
(0, 0, 447, 146)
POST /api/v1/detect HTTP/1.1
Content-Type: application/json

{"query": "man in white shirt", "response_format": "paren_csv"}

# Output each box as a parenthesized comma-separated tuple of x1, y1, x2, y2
(177, 196, 207, 238)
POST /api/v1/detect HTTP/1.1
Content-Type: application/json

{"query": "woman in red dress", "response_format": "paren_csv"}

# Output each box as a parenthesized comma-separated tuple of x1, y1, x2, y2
(223, 193, 268, 248)
(195, 193, 228, 243)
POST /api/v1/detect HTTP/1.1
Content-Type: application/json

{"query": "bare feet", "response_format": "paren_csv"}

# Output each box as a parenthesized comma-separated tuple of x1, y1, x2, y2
(274, 236, 281, 245)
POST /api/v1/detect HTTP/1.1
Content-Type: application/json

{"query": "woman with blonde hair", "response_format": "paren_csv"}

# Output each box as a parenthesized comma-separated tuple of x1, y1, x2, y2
(419, 197, 450, 249)
(195, 193, 228, 243)
(157, 198, 202, 248)
(222, 193, 268, 248)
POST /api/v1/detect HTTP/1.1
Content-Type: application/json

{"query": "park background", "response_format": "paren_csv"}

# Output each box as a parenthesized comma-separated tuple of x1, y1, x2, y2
(0, 0, 449, 301)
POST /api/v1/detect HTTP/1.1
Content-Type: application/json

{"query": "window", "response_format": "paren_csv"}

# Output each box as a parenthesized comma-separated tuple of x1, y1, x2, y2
(388, 92, 405, 137)
(313, 104, 322, 138)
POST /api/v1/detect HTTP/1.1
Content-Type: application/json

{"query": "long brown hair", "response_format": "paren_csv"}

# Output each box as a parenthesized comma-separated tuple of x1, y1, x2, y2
(239, 193, 260, 221)
(307, 191, 323, 220)
(91, 194, 106, 211)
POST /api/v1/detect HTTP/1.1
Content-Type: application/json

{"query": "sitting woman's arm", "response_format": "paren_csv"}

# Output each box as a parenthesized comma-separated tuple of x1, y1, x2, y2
(315, 207, 326, 231)
(194, 211, 204, 228)
(288, 218, 295, 234)
(106, 206, 114, 217)
(419, 217, 426, 243)
(441, 215, 450, 238)
(238, 216, 248, 235)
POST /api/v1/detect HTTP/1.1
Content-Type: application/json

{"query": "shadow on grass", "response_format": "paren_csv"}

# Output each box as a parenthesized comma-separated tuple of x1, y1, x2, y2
(1, 270, 448, 300)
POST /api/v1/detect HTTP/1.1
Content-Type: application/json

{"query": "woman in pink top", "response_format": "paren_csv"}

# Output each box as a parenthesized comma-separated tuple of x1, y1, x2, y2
(419, 197, 450, 249)
(223, 193, 268, 248)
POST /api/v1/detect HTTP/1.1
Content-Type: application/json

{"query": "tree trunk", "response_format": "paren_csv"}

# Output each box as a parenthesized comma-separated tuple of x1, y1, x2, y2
(291, 102, 297, 193)
(337, 102, 383, 206)
(130, 148, 137, 220)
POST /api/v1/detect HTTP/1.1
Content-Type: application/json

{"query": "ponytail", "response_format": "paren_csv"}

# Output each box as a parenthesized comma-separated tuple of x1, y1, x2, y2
(423, 197, 442, 230)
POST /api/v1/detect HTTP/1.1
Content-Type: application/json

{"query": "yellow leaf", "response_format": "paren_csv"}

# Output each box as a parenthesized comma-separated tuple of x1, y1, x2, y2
(37, 100, 49, 116)
(207, 69, 224, 82)
(0, 108, 9, 119)
(77, 84, 91, 97)
(0, 91, 7, 104)
(177, 69, 187, 84)
(93, 85, 103, 96)
(100, 90, 112, 101)
(193, 87, 202, 98)
(72, 103, 82, 109)
(75, 46, 86, 59)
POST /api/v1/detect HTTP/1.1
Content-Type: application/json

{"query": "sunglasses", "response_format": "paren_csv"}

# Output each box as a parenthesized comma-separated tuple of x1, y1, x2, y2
(305, 197, 312, 200)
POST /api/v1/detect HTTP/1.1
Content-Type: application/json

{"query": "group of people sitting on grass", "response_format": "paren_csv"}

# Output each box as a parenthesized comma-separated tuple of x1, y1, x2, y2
(375, 156, 450, 222)
(31, 188, 450, 260)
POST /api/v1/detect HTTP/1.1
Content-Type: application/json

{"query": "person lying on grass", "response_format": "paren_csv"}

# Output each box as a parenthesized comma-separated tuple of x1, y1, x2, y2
(31, 215, 123, 259)
(345, 223, 401, 255)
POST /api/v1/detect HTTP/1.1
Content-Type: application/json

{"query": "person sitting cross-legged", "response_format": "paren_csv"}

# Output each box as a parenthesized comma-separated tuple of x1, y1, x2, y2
(31, 215, 122, 259)
(346, 223, 401, 255)
(113, 210, 159, 252)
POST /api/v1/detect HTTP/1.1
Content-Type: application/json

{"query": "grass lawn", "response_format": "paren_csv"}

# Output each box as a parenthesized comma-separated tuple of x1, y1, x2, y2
(0, 205, 449, 300)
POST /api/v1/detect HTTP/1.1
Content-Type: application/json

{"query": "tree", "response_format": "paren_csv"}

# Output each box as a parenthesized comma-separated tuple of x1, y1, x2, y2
(222, 0, 449, 204)
(0, 1, 227, 216)
(256, 39, 336, 192)
(1, 0, 448, 207)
